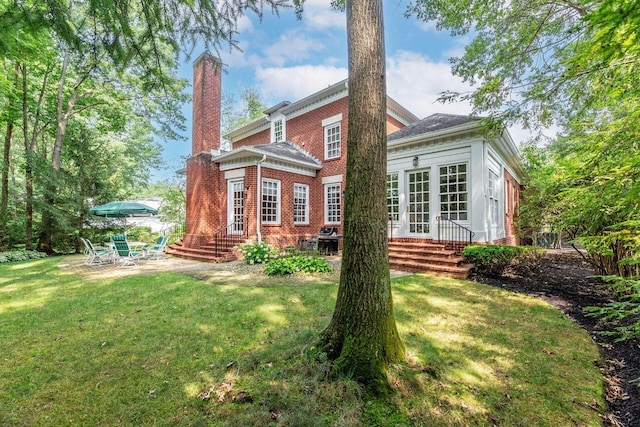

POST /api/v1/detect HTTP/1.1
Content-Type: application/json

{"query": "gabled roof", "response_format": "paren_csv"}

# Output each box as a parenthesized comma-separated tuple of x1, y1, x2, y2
(387, 113, 482, 142)
(226, 80, 419, 143)
(213, 141, 321, 171)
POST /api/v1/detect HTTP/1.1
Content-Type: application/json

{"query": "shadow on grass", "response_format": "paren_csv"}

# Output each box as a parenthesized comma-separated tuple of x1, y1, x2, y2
(0, 257, 604, 426)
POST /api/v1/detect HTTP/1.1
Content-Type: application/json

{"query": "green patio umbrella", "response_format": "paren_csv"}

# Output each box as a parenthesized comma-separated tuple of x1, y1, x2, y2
(89, 201, 158, 232)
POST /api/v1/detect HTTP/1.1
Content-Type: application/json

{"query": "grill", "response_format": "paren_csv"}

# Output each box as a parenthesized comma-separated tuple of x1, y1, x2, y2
(317, 227, 339, 255)
(298, 227, 341, 255)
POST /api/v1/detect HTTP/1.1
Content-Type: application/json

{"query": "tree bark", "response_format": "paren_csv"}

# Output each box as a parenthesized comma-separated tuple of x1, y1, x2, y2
(317, 0, 405, 391)
(20, 63, 34, 250)
(1, 63, 19, 248)
(39, 48, 88, 252)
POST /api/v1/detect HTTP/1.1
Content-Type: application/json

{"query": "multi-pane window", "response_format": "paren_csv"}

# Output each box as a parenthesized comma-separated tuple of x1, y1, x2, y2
(489, 170, 499, 224)
(387, 172, 399, 222)
(325, 183, 341, 224)
(293, 184, 309, 224)
(262, 179, 280, 224)
(273, 119, 283, 142)
(439, 163, 468, 221)
(325, 123, 341, 159)
(408, 170, 430, 233)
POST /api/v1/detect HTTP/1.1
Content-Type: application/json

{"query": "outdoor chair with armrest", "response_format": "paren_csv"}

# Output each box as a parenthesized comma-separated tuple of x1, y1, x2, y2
(80, 237, 113, 266)
(111, 236, 145, 267)
(144, 235, 169, 260)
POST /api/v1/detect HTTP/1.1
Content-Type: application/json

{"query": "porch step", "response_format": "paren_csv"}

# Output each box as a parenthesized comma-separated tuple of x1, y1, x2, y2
(388, 241, 471, 279)
(166, 241, 237, 263)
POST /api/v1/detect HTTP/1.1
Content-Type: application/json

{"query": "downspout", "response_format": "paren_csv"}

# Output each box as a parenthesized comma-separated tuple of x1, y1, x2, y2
(256, 154, 267, 243)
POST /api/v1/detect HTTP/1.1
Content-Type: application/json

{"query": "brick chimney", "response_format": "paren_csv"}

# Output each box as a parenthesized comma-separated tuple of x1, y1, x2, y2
(192, 52, 222, 154)
(184, 52, 224, 249)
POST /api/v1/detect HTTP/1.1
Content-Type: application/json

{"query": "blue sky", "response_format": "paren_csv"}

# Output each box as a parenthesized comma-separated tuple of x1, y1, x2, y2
(153, 0, 529, 181)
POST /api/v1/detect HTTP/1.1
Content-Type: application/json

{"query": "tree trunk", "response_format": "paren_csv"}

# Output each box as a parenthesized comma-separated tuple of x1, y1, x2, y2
(39, 49, 85, 252)
(1, 64, 18, 248)
(20, 63, 34, 250)
(317, 0, 405, 391)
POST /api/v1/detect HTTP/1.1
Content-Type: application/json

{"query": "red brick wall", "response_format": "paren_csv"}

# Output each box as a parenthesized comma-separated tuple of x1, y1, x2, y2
(188, 83, 409, 249)
(192, 54, 221, 154)
(184, 153, 226, 247)
(386, 115, 405, 135)
(185, 53, 224, 249)
(234, 128, 270, 148)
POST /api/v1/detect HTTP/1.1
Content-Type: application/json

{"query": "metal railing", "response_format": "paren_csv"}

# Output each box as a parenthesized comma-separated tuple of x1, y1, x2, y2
(161, 222, 186, 243)
(437, 216, 474, 251)
(211, 219, 247, 257)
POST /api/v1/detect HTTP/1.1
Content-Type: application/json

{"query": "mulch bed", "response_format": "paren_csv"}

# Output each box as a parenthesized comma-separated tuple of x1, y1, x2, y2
(469, 249, 640, 427)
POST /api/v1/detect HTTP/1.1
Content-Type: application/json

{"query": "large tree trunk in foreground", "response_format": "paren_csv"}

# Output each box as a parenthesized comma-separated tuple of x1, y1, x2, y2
(317, 0, 405, 391)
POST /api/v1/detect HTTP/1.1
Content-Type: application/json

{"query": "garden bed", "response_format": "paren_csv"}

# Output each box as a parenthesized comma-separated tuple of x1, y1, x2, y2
(470, 249, 640, 427)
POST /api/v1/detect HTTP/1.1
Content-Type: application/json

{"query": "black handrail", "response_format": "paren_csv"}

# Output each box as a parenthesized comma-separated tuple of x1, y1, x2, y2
(211, 218, 248, 257)
(437, 216, 474, 250)
(161, 222, 186, 243)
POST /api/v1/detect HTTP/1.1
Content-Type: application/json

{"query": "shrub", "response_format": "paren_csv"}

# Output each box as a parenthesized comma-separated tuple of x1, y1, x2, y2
(585, 275, 640, 341)
(234, 242, 279, 265)
(0, 250, 48, 263)
(463, 245, 526, 276)
(264, 256, 332, 276)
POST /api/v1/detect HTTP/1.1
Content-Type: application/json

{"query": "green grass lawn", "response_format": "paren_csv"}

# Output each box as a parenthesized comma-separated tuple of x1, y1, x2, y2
(0, 257, 604, 426)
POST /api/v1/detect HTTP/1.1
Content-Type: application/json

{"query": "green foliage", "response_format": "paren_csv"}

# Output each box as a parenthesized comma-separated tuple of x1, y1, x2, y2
(264, 256, 332, 276)
(234, 242, 279, 264)
(0, 250, 47, 263)
(463, 245, 524, 275)
(585, 275, 640, 341)
(579, 222, 640, 277)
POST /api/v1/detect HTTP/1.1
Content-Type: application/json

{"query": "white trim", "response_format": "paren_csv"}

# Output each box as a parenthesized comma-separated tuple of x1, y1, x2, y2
(322, 113, 343, 127)
(261, 178, 281, 225)
(224, 169, 245, 179)
(271, 114, 286, 143)
(324, 121, 342, 160)
(322, 174, 343, 184)
(324, 182, 342, 225)
(293, 183, 310, 225)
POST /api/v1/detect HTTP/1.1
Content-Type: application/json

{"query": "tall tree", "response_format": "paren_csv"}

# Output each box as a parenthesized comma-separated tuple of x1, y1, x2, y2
(315, 0, 405, 390)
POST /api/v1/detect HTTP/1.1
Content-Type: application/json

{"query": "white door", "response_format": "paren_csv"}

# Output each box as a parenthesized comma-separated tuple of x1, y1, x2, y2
(407, 169, 430, 235)
(227, 180, 244, 234)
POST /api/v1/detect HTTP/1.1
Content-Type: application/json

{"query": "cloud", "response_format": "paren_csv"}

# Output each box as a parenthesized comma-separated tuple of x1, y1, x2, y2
(255, 65, 348, 102)
(300, 0, 345, 31)
(263, 30, 327, 67)
(386, 50, 474, 118)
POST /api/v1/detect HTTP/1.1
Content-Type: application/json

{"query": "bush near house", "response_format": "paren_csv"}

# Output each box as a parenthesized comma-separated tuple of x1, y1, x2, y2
(463, 245, 544, 276)
(264, 256, 332, 276)
(234, 242, 279, 264)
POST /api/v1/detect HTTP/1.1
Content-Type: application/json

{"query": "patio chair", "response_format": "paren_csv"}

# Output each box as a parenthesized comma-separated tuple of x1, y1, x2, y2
(111, 236, 145, 267)
(80, 238, 113, 266)
(144, 235, 169, 260)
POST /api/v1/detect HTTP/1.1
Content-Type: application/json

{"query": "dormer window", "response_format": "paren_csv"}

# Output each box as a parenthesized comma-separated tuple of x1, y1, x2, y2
(273, 119, 283, 142)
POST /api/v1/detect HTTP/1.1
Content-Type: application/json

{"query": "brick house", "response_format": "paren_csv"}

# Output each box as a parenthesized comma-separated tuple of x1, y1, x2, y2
(170, 53, 524, 277)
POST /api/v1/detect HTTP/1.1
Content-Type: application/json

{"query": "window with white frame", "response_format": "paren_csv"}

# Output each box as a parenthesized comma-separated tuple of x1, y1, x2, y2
(273, 119, 284, 142)
(439, 163, 468, 221)
(325, 183, 341, 224)
(387, 172, 399, 222)
(262, 179, 280, 224)
(324, 123, 341, 159)
(293, 184, 309, 224)
(489, 170, 499, 224)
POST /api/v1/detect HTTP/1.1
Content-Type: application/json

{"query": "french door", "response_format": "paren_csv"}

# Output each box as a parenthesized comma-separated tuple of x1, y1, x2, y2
(227, 180, 244, 234)
(407, 169, 430, 234)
